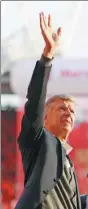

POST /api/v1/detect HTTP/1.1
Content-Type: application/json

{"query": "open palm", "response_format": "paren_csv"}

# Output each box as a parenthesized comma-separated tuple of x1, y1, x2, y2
(40, 12, 61, 49)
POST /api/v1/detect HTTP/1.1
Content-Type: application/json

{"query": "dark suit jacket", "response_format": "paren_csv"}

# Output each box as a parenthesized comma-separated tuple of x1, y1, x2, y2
(15, 60, 81, 209)
(81, 195, 88, 209)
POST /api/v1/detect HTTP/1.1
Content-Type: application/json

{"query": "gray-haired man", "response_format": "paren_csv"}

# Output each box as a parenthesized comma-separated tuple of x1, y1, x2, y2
(15, 13, 83, 209)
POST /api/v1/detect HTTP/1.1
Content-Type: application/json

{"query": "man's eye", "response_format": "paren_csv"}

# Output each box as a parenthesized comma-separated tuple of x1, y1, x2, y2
(71, 109, 75, 114)
(60, 107, 66, 111)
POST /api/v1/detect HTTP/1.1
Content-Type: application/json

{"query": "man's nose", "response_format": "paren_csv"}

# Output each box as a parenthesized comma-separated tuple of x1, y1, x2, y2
(65, 108, 71, 115)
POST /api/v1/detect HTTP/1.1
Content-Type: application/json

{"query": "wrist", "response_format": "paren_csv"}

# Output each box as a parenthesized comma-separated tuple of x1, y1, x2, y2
(43, 47, 55, 59)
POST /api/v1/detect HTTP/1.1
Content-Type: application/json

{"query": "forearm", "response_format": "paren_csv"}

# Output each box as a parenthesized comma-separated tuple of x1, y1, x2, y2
(24, 46, 55, 127)
(26, 56, 52, 123)
(19, 56, 53, 144)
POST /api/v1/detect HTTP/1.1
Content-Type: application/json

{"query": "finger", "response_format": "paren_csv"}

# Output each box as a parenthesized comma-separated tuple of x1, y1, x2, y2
(57, 27, 62, 36)
(42, 12, 47, 27)
(39, 13, 45, 31)
(52, 33, 58, 42)
(48, 14, 52, 27)
(52, 33, 56, 39)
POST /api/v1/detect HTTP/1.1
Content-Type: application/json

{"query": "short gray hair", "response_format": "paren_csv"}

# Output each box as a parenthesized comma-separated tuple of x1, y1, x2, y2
(45, 94, 76, 106)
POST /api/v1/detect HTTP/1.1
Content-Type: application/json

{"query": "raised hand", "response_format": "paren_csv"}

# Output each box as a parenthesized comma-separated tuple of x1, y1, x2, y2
(39, 12, 61, 58)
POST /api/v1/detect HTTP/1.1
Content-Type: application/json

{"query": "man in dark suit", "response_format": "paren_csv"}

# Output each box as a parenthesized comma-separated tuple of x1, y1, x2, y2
(15, 13, 83, 209)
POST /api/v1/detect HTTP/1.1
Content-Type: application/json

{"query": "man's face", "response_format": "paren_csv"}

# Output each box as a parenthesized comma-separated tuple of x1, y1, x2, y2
(45, 98, 76, 139)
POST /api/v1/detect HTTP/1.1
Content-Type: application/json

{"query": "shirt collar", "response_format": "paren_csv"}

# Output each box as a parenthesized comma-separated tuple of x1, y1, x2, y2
(61, 141, 73, 155)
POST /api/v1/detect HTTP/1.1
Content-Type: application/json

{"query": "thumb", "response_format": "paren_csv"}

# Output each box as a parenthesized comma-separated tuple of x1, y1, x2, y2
(57, 27, 62, 36)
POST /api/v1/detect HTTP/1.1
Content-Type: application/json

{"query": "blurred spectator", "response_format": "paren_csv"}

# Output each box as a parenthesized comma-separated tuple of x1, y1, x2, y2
(1, 180, 15, 209)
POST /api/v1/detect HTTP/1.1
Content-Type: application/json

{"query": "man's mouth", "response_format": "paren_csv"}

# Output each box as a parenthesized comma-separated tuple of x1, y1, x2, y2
(63, 119, 71, 125)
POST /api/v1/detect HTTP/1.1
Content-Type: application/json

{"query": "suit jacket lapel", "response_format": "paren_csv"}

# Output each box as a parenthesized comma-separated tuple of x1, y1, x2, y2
(55, 137, 66, 180)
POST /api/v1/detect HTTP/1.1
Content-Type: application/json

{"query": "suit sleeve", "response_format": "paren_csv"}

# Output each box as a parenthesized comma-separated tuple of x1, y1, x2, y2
(80, 195, 88, 209)
(18, 60, 52, 149)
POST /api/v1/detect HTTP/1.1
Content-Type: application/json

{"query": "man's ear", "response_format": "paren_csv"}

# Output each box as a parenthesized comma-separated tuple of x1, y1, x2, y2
(44, 115, 47, 120)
